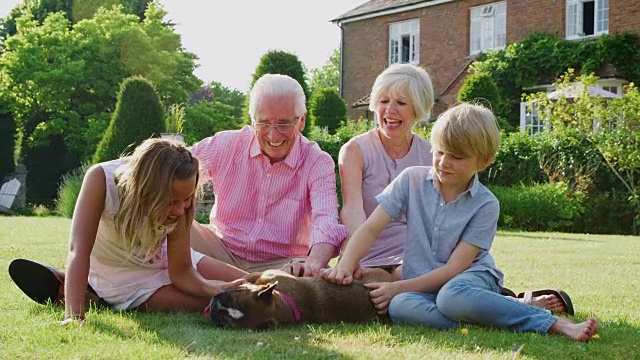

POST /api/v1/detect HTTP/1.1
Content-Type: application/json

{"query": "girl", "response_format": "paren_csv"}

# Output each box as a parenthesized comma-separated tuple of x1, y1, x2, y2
(10, 138, 247, 324)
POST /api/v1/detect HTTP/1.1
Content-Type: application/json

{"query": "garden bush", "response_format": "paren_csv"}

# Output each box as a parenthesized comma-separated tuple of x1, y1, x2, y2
(309, 88, 347, 134)
(55, 162, 90, 218)
(481, 131, 546, 186)
(489, 182, 585, 232)
(93, 76, 165, 163)
(244, 50, 310, 135)
(0, 109, 16, 178)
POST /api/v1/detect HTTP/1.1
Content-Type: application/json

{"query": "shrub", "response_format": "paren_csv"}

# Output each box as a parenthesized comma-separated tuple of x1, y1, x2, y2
(0, 109, 16, 178)
(489, 182, 585, 232)
(183, 100, 242, 145)
(457, 72, 512, 132)
(93, 76, 165, 163)
(24, 134, 79, 205)
(482, 131, 546, 186)
(55, 162, 90, 218)
(309, 88, 347, 134)
(165, 104, 185, 134)
(244, 50, 310, 135)
(576, 190, 636, 235)
(308, 119, 373, 165)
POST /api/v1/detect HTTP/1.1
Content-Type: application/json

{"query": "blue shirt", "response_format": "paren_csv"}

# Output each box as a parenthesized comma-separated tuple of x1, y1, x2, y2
(376, 166, 504, 287)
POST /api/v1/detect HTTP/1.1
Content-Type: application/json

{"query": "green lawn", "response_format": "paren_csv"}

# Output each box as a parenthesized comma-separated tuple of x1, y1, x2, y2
(1, 216, 639, 359)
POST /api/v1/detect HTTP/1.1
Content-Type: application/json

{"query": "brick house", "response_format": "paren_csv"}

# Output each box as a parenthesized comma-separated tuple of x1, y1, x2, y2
(331, 0, 640, 124)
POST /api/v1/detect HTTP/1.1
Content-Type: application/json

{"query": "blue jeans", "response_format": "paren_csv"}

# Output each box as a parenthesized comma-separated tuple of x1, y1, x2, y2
(388, 271, 557, 333)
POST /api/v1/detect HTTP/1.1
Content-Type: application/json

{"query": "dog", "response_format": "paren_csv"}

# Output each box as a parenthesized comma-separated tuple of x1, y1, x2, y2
(204, 269, 394, 329)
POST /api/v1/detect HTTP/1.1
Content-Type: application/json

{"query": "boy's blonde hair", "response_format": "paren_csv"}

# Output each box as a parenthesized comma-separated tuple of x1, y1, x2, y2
(114, 138, 199, 256)
(369, 64, 434, 122)
(430, 103, 500, 168)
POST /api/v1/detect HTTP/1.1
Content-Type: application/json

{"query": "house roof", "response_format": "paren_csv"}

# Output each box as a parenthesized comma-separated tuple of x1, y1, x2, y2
(331, 0, 437, 23)
(546, 83, 621, 99)
(352, 93, 371, 108)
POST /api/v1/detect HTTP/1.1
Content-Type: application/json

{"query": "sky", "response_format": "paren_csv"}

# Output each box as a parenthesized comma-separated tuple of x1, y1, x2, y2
(0, 0, 366, 92)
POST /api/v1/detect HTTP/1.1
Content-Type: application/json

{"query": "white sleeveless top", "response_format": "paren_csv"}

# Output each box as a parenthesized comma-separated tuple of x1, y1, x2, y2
(88, 159, 173, 309)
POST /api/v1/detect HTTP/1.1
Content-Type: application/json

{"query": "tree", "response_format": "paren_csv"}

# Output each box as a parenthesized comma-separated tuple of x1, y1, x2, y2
(244, 50, 310, 135)
(527, 71, 640, 234)
(457, 71, 512, 132)
(0, 4, 200, 202)
(309, 48, 340, 95)
(183, 81, 246, 144)
(0, 0, 151, 49)
(93, 76, 165, 163)
(309, 88, 346, 134)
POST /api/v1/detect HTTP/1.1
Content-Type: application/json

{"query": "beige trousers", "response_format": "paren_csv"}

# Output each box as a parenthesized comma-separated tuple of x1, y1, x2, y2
(190, 221, 306, 273)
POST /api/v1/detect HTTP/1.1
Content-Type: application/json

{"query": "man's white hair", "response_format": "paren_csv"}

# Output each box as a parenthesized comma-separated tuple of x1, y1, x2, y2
(249, 74, 306, 122)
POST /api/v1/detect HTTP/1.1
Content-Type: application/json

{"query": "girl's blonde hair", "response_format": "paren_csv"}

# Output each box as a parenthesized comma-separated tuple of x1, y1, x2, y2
(430, 103, 500, 168)
(114, 138, 199, 256)
(369, 63, 435, 122)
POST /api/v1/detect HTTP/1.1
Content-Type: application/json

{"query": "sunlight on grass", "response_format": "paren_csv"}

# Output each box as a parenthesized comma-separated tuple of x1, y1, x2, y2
(1, 217, 639, 359)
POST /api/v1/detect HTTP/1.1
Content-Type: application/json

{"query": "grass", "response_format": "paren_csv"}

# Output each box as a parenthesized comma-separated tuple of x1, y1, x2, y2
(1, 216, 639, 359)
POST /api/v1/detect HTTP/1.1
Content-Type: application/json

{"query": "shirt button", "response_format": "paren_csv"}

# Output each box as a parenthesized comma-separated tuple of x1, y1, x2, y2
(434, 227, 438, 231)
(440, 202, 444, 206)
(266, 173, 272, 177)
(258, 219, 263, 222)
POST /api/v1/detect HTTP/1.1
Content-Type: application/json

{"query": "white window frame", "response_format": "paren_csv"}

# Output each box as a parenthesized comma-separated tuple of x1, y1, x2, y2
(566, 0, 609, 40)
(469, 1, 506, 55)
(388, 19, 420, 65)
(520, 102, 548, 135)
(596, 78, 627, 96)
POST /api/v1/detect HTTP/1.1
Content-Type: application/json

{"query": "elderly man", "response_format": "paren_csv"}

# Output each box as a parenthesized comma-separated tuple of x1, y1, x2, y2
(189, 74, 347, 277)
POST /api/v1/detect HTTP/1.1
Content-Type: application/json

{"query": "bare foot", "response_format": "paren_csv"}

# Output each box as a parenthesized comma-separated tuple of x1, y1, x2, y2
(520, 294, 565, 312)
(549, 317, 599, 341)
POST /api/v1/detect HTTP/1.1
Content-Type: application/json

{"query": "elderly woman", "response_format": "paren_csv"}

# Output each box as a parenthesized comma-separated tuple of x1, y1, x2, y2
(338, 64, 569, 314)
(339, 64, 433, 280)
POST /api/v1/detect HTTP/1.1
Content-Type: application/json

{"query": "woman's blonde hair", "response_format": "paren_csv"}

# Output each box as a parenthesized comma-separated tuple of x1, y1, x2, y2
(114, 138, 199, 256)
(369, 64, 435, 122)
(430, 103, 500, 168)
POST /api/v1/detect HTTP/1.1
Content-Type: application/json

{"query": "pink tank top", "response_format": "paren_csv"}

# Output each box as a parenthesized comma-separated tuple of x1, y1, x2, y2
(353, 129, 432, 267)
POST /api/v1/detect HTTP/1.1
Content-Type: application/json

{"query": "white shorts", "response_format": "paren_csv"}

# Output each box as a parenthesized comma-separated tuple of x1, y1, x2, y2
(90, 249, 206, 311)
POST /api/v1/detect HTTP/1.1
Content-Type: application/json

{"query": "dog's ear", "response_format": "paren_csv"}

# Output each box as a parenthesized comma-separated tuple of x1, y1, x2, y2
(257, 281, 278, 302)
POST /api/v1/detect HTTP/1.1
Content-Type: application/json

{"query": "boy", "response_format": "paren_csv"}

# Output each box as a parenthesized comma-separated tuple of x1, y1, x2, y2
(323, 103, 598, 342)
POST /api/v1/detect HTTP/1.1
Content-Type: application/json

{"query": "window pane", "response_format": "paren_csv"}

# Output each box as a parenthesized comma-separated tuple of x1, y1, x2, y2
(410, 33, 419, 63)
(389, 39, 398, 64)
(566, 2, 578, 37)
(401, 35, 410, 63)
(470, 20, 482, 53)
(597, 0, 609, 33)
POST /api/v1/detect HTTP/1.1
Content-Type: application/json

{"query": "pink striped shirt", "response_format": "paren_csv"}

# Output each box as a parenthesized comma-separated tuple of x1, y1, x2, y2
(191, 126, 347, 262)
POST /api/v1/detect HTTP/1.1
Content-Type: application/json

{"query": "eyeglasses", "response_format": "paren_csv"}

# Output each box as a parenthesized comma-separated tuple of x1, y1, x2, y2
(253, 117, 300, 134)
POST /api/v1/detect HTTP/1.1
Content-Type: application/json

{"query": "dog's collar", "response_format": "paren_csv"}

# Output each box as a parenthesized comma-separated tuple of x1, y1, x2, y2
(275, 290, 301, 322)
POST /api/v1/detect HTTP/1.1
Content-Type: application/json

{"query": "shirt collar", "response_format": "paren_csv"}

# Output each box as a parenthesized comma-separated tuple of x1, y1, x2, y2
(428, 167, 480, 197)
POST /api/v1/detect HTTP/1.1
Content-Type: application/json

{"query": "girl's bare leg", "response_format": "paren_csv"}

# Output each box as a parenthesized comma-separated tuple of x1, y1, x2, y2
(137, 284, 209, 312)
